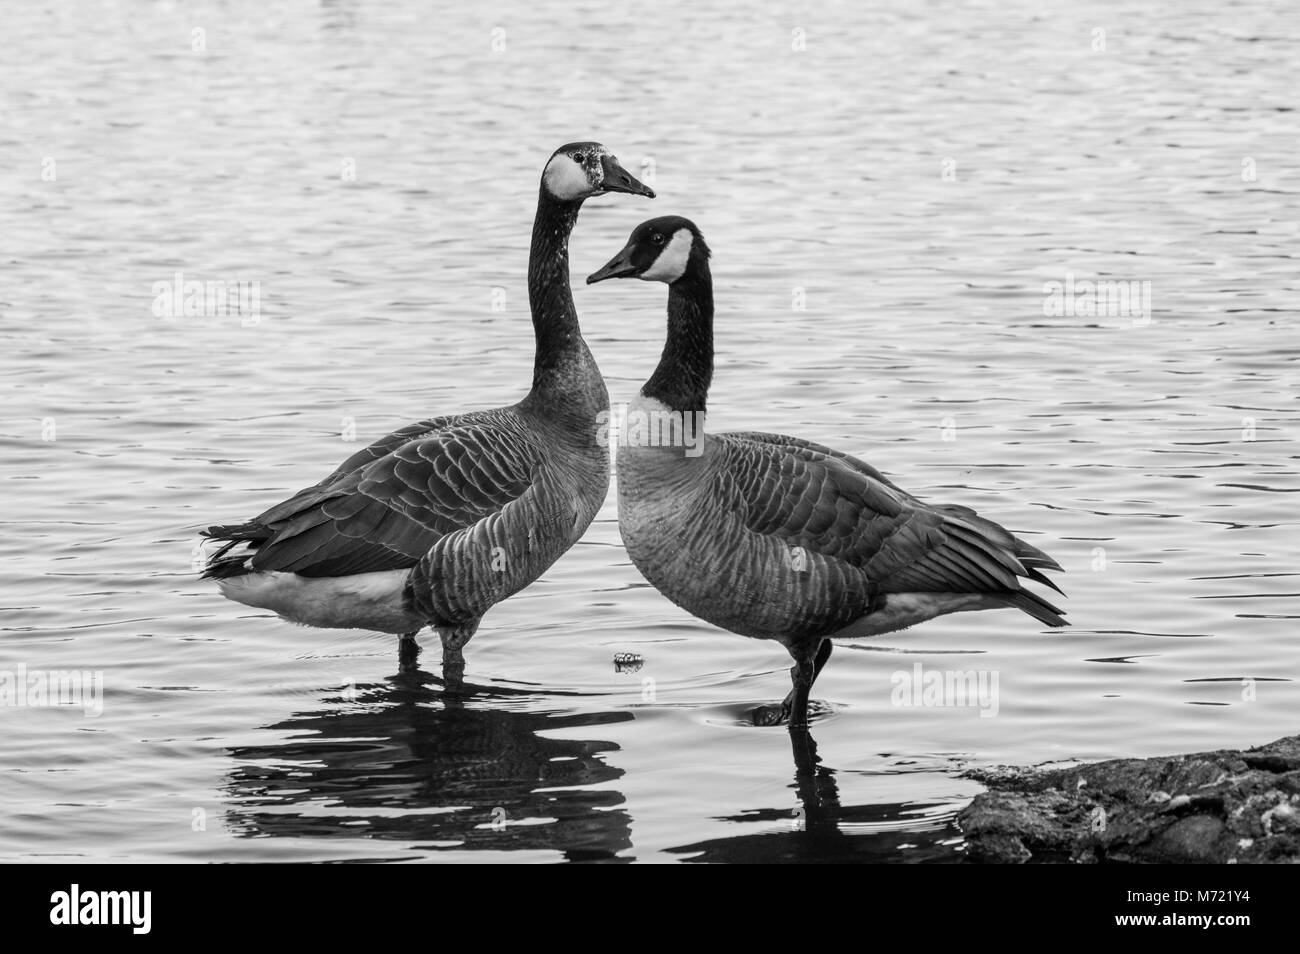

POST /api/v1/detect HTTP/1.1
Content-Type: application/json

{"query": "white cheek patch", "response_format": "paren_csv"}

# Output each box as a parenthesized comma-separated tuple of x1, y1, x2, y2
(640, 230, 693, 282)
(543, 154, 598, 200)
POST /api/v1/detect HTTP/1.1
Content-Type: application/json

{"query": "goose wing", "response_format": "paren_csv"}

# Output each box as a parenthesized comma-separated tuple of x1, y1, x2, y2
(317, 415, 460, 485)
(204, 412, 538, 578)
(715, 432, 1066, 623)
(724, 430, 902, 491)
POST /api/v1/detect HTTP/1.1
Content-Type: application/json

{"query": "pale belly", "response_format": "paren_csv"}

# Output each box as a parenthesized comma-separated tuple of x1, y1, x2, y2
(217, 569, 422, 634)
(830, 591, 1005, 638)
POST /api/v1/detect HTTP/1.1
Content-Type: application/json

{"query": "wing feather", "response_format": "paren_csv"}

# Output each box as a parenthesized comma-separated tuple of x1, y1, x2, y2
(716, 432, 1066, 622)
(205, 411, 539, 579)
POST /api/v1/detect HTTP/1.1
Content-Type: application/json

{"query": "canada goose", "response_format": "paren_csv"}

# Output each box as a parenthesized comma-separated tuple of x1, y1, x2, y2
(588, 215, 1067, 727)
(201, 143, 654, 676)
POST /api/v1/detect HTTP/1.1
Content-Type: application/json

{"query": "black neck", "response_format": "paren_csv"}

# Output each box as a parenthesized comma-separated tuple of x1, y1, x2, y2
(643, 266, 713, 414)
(527, 187, 586, 392)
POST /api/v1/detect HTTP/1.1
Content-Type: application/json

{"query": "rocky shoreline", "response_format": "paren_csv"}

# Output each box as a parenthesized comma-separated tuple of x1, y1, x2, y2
(958, 734, 1300, 863)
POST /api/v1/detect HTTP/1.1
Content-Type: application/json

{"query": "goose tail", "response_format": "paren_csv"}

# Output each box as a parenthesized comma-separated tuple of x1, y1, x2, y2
(198, 522, 271, 579)
(1001, 587, 1068, 628)
(1005, 534, 1068, 625)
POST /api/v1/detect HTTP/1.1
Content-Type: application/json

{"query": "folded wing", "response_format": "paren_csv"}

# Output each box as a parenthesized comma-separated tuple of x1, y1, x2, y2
(203, 412, 538, 579)
(716, 432, 1066, 626)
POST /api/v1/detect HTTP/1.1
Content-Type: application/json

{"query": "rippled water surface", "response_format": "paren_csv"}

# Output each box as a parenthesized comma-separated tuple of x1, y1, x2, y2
(3, 0, 1298, 862)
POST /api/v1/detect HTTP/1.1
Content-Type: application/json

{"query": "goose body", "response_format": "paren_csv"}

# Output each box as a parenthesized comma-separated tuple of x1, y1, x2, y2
(590, 216, 1067, 725)
(201, 143, 654, 670)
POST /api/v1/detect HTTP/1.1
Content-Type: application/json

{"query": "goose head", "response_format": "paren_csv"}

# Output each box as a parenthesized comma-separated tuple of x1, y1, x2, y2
(586, 215, 709, 285)
(542, 142, 656, 202)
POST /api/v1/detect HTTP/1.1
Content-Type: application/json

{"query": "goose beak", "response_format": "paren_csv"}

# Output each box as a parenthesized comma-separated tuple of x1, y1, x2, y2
(586, 244, 639, 284)
(598, 155, 655, 198)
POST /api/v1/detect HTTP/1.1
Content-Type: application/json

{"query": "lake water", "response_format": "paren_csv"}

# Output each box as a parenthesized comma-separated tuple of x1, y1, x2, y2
(2, 0, 1297, 862)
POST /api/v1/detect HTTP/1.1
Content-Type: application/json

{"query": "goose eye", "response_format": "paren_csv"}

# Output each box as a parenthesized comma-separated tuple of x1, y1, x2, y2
(572, 152, 586, 164)
(650, 233, 665, 246)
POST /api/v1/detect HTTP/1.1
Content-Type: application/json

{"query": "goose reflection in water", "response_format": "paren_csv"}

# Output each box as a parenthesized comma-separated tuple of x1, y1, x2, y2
(671, 729, 966, 863)
(224, 670, 634, 862)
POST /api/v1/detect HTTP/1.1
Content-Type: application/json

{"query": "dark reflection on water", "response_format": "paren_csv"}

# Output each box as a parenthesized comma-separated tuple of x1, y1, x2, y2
(671, 731, 964, 864)
(224, 671, 634, 862)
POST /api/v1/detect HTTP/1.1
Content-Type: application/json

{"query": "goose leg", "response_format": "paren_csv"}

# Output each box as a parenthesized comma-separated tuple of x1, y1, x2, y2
(436, 621, 478, 692)
(806, 639, 834, 689)
(441, 646, 466, 689)
(753, 639, 832, 727)
(398, 631, 421, 673)
(785, 643, 818, 729)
